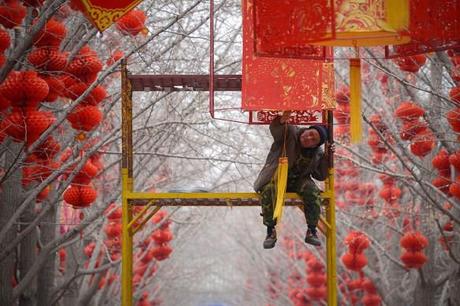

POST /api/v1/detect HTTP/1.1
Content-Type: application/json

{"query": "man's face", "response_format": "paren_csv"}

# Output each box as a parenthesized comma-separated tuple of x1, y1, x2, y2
(300, 129, 320, 148)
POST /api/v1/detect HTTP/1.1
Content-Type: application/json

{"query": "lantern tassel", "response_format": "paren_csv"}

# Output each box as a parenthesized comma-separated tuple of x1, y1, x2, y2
(350, 58, 362, 143)
(273, 157, 288, 223)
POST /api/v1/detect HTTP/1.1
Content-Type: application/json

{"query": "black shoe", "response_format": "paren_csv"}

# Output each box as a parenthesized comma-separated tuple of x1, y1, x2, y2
(263, 227, 277, 249)
(305, 229, 321, 246)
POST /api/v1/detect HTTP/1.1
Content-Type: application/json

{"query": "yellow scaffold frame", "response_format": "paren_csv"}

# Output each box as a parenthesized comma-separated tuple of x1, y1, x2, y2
(120, 61, 337, 305)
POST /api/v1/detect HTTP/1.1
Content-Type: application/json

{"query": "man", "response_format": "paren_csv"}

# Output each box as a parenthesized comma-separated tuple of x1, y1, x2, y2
(254, 111, 329, 249)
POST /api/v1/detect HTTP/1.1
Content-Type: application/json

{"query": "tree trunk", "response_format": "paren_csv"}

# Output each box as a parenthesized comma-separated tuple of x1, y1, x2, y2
(18, 204, 38, 306)
(36, 203, 57, 305)
(0, 143, 23, 305)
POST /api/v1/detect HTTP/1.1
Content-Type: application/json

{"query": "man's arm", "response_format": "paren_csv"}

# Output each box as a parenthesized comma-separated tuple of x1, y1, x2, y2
(269, 111, 292, 141)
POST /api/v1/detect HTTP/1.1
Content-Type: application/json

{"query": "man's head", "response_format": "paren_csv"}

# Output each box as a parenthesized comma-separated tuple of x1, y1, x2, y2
(299, 125, 328, 148)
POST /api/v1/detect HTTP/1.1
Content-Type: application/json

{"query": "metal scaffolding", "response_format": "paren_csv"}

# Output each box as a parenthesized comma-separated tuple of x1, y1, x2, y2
(120, 60, 337, 306)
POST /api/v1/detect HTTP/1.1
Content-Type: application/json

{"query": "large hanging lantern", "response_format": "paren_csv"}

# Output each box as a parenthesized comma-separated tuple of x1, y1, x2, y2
(241, 0, 335, 118)
(0, 0, 26, 29)
(66, 105, 103, 131)
(28, 47, 68, 72)
(33, 18, 67, 48)
(63, 184, 98, 208)
(71, 0, 144, 32)
(252, 0, 460, 141)
(0, 71, 49, 108)
(115, 9, 147, 36)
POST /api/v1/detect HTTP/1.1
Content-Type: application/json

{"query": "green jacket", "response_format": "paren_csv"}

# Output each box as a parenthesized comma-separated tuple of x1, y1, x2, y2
(254, 116, 328, 192)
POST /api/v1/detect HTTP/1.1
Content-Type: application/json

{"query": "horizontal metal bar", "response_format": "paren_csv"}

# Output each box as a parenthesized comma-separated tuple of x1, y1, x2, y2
(128, 74, 242, 92)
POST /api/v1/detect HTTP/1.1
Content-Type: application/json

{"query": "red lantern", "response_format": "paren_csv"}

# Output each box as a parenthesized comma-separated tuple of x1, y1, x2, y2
(449, 151, 460, 171)
(0, 0, 26, 29)
(33, 18, 67, 47)
(432, 176, 451, 194)
(410, 130, 435, 157)
(106, 203, 122, 220)
(152, 229, 173, 244)
(65, 82, 107, 105)
(104, 222, 122, 238)
(341, 252, 368, 271)
(0, 28, 10, 52)
(42, 75, 65, 102)
(71, 159, 99, 184)
(115, 9, 147, 36)
(37, 185, 50, 202)
(34, 136, 61, 159)
(63, 184, 98, 208)
(450, 86, 460, 103)
(344, 231, 370, 254)
(399, 119, 427, 141)
(305, 286, 326, 300)
(449, 181, 460, 199)
(400, 231, 428, 252)
(447, 107, 460, 132)
(379, 185, 401, 203)
(394, 54, 426, 73)
(306, 273, 326, 287)
(432, 149, 450, 171)
(2, 109, 55, 144)
(395, 101, 425, 121)
(66, 105, 102, 131)
(400, 251, 427, 269)
(0, 71, 49, 108)
(28, 47, 68, 71)
(150, 245, 172, 261)
(66, 46, 103, 83)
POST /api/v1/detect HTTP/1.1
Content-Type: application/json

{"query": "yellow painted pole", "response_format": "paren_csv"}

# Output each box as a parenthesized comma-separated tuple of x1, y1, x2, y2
(325, 110, 337, 305)
(121, 59, 134, 306)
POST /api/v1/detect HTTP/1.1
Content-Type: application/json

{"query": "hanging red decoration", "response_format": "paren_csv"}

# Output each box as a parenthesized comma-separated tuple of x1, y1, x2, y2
(0, 28, 10, 52)
(66, 82, 107, 105)
(152, 229, 173, 245)
(400, 251, 427, 269)
(71, 159, 99, 184)
(2, 109, 55, 144)
(449, 151, 460, 171)
(400, 231, 429, 252)
(341, 252, 368, 271)
(28, 47, 68, 71)
(399, 119, 427, 141)
(104, 222, 122, 238)
(432, 176, 452, 194)
(33, 18, 67, 47)
(450, 86, 460, 103)
(42, 75, 65, 102)
(410, 130, 435, 157)
(36, 185, 50, 202)
(115, 9, 147, 36)
(395, 101, 425, 121)
(306, 274, 326, 287)
(306, 286, 326, 300)
(0, 71, 49, 108)
(66, 45, 102, 83)
(447, 107, 460, 132)
(106, 203, 122, 220)
(66, 105, 102, 131)
(0, 0, 26, 29)
(63, 184, 98, 208)
(344, 231, 370, 254)
(432, 149, 451, 171)
(379, 185, 401, 202)
(449, 181, 460, 199)
(150, 245, 172, 261)
(33, 136, 61, 159)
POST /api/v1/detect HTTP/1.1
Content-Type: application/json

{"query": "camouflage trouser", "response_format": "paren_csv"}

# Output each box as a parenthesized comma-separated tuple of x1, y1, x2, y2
(259, 178, 321, 228)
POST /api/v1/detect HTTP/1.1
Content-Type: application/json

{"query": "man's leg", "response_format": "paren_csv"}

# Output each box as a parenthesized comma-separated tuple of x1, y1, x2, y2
(299, 179, 322, 246)
(259, 182, 277, 249)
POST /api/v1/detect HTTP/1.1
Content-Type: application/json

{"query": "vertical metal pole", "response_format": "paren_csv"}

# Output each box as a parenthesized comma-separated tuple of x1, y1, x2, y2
(209, 0, 215, 117)
(121, 59, 134, 306)
(325, 110, 337, 305)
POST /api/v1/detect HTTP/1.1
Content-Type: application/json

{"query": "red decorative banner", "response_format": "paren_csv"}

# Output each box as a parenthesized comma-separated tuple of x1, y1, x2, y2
(77, 0, 143, 31)
(242, 0, 335, 111)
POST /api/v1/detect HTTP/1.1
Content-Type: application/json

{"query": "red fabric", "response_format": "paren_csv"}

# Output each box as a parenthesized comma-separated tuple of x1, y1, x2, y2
(253, 0, 332, 59)
(242, 0, 335, 112)
(77, 0, 143, 31)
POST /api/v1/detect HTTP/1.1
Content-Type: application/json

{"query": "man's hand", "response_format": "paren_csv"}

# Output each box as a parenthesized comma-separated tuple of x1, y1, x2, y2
(280, 111, 292, 124)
